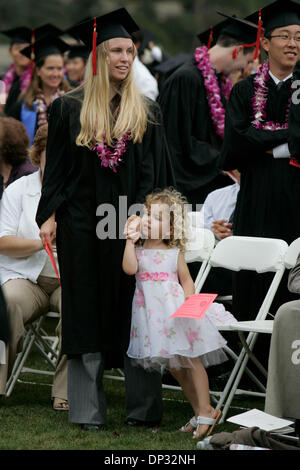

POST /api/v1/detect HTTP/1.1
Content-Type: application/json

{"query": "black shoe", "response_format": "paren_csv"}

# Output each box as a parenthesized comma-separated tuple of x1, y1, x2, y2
(124, 418, 161, 427)
(80, 423, 105, 431)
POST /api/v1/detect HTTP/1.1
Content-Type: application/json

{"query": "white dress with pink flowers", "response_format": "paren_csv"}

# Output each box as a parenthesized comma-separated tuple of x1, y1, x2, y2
(127, 247, 229, 371)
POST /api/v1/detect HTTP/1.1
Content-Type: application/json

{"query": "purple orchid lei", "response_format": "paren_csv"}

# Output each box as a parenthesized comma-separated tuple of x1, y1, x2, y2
(2, 63, 31, 96)
(194, 46, 232, 140)
(93, 131, 131, 173)
(251, 60, 291, 131)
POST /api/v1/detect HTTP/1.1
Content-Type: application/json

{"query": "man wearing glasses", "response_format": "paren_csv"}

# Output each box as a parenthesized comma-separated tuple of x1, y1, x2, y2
(221, 0, 300, 329)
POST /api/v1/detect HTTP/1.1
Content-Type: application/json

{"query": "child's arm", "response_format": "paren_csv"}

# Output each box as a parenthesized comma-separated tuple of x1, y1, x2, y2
(177, 251, 195, 299)
(122, 239, 139, 275)
(122, 215, 141, 275)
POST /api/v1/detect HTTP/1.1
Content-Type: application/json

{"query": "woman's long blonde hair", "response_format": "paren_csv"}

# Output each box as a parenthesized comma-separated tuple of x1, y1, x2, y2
(76, 40, 151, 149)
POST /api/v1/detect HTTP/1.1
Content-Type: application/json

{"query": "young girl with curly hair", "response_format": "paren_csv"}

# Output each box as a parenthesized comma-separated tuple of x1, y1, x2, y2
(123, 188, 227, 439)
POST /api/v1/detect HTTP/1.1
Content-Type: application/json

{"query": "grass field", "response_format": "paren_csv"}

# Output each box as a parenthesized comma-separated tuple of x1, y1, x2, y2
(0, 319, 266, 451)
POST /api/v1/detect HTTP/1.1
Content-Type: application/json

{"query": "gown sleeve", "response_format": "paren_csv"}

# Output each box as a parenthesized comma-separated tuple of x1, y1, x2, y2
(288, 60, 300, 163)
(221, 78, 289, 170)
(35, 97, 69, 227)
(135, 100, 175, 203)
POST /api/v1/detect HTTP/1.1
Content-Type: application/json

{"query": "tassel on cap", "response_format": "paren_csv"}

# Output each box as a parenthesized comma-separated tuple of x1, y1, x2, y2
(29, 29, 35, 84)
(92, 17, 97, 75)
(207, 25, 213, 49)
(254, 8, 262, 60)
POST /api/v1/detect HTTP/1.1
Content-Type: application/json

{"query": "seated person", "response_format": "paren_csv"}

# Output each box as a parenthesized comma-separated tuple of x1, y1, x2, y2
(265, 252, 300, 427)
(188, 171, 240, 296)
(0, 117, 37, 194)
(65, 44, 88, 87)
(0, 124, 68, 410)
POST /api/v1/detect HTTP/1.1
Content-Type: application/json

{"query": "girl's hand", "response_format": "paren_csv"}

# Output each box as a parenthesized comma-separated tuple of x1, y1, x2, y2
(124, 215, 141, 243)
(39, 215, 56, 248)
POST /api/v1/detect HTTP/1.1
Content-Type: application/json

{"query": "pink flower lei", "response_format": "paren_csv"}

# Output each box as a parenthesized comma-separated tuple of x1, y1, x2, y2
(251, 60, 291, 131)
(194, 46, 232, 140)
(2, 63, 31, 96)
(35, 89, 65, 128)
(93, 131, 131, 173)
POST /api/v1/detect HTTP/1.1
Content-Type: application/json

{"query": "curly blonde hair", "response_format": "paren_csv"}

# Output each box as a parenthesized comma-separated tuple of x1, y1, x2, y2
(142, 187, 188, 250)
(28, 123, 48, 167)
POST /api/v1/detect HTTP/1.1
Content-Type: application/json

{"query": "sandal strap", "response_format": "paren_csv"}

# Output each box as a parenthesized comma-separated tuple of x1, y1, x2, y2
(196, 415, 215, 425)
(189, 417, 198, 428)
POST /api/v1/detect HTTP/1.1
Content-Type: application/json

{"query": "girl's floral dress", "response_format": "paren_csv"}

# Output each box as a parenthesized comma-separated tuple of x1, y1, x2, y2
(127, 248, 229, 371)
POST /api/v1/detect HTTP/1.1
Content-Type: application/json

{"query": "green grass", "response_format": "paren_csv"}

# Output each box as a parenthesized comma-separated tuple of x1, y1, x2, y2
(0, 320, 266, 450)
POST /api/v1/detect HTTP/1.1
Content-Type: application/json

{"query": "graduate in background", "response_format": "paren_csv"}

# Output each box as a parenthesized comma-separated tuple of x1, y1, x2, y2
(1, 24, 64, 116)
(158, 14, 258, 208)
(65, 44, 89, 87)
(8, 34, 71, 145)
(221, 0, 300, 325)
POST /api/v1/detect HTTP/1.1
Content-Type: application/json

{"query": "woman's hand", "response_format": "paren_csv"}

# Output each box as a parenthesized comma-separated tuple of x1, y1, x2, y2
(39, 214, 56, 248)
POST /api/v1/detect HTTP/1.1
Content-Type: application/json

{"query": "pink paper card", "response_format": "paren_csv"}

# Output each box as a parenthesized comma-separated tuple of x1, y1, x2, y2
(169, 293, 218, 319)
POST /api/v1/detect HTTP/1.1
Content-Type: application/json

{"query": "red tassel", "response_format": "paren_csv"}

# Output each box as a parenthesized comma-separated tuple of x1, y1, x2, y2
(232, 47, 237, 59)
(29, 29, 35, 84)
(207, 25, 213, 50)
(254, 8, 262, 60)
(92, 17, 97, 75)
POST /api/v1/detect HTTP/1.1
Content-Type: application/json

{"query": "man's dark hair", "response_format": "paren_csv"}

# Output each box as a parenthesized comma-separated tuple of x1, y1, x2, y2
(217, 33, 255, 55)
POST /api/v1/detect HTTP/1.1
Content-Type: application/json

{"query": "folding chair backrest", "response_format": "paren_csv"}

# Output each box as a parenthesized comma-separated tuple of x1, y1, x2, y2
(184, 225, 215, 264)
(284, 237, 300, 269)
(209, 236, 288, 273)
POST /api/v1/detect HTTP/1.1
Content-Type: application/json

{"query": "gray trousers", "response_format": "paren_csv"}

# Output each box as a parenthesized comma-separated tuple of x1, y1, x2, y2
(67, 353, 162, 425)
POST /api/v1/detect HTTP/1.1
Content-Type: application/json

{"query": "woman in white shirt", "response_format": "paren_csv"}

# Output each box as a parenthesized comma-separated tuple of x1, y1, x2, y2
(0, 124, 67, 410)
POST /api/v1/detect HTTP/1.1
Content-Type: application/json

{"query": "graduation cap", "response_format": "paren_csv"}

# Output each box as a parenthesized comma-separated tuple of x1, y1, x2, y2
(197, 19, 229, 49)
(65, 17, 91, 42)
(67, 44, 89, 61)
(216, 11, 261, 59)
(20, 34, 70, 64)
(69, 8, 139, 75)
(1, 23, 63, 46)
(245, 0, 300, 35)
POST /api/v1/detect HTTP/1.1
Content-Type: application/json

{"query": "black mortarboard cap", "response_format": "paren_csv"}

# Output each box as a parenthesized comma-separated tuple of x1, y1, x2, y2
(245, 0, 300, 35)
(65, 18, 91, 42)
(0, 26, 32, 45)
(68, 44, 89, 60)
(197, 19, 230, 47)
(69, 8, 139, 51)
(20, 34, 70, 62)
(1, 23, 64, 46)
(69, 8, 139, 75)
(216, 12, 259, 45)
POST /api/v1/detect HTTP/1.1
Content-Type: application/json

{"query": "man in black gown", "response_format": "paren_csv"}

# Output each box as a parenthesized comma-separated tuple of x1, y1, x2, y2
(221, 0, 300, 326)
(158, 14, 258, 208)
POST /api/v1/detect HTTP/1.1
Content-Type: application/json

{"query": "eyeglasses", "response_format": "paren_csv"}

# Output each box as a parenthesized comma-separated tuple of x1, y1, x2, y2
(269, 34, 300, 42)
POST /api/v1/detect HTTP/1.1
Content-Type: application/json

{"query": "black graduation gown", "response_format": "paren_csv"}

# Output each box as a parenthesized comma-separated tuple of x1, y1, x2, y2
(4, 76, 22, 116)
(36, 91, 175, 367)
(221, 73, 300, 324)
(158, 58, 232, 207)
(288, 60, 300, 164)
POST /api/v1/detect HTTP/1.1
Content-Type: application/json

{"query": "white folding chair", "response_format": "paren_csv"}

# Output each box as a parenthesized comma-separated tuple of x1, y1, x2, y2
(5, 311, 60, 397)
(184, 212, 216, 292)
(199, 236, 289, 422)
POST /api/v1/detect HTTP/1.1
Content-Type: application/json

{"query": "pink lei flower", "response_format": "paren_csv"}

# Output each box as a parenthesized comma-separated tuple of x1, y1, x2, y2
(251, 60, 291, 131)
(93, 131, 131, 173)
(194, 46, 232, 140)
(2, 63, 31, 96)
